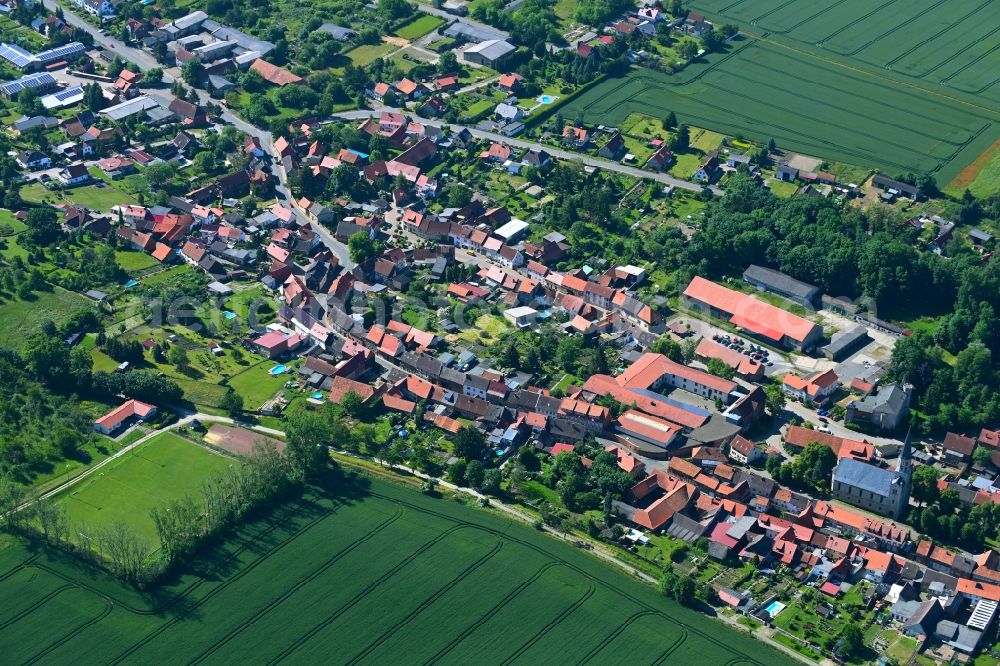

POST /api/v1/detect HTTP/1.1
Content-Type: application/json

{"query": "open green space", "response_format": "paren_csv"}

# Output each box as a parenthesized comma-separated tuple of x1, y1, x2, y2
(0, 287, 92, 350)
(55, 432, 234, 544)
(342, 41, 396, 67)
(20, 182, 137, 211)
(393, 14, 444, 40)
(226, 361, 291, 410)
(0, 473, 798, 665)
(562, 34, 1000, 185)
(115, 251, 159, 273)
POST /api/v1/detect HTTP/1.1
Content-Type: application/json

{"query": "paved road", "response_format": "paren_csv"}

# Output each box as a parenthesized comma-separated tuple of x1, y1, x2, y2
(47, 0, 357, 269)
(332, 108, 721, 194)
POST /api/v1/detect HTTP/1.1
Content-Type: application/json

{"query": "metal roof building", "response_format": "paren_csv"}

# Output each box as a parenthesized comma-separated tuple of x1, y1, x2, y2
(0, 42, 86, 71)
(443, 20, 508, 43)
(0, 71, 57, 99)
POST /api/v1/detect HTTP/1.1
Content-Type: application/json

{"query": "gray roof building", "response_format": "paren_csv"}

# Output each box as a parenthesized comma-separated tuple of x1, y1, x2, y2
(831, 457, 909, 519)
(317, 24, 357, 40)
(443, 20, 508, 43)
(846, 382, 912, 432)
(742, 264, 820, 308)
(821, 325, 870, 361)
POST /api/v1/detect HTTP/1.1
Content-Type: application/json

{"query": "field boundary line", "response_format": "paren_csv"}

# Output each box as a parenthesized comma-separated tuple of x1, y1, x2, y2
(186, 505, 405, 664)
(824, 0, 949, 58)
(419, 561, 564, 666)
(344, 540, 505, 665)
(106, 498, 336, 662)
(32, 494, 316, 617)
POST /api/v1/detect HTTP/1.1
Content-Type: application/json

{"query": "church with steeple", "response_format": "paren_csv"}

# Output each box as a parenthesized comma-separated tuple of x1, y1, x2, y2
(831, 428, 913, 520)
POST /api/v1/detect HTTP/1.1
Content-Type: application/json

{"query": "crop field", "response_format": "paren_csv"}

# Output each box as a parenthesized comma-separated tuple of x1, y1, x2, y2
(670, 0, 1000, 188)
(561, 37, 999, 185)
(56, 432, 235, 543)
(0, 475, 797, 666)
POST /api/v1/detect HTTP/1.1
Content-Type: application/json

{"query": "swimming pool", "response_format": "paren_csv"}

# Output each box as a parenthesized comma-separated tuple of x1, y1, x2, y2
(224, 311, 237, 320)
(537, 94, 557, 105)
(124, 279, 139, 288)
(765, 601, 786, 617)
(311, 391, 323, 400)
(269, 365, 288, 376)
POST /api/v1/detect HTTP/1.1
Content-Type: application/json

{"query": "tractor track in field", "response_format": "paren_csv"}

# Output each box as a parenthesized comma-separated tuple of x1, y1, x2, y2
(186, 505, 405, 665)
(343, 540, 505, 665)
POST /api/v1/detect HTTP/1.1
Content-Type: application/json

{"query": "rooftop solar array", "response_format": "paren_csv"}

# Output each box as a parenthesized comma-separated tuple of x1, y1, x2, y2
(0, 72, 55, 96)
(41, 85, 84, 108)
(35, 42, 86, 63)
(0, 43, 34, 69)
(0, 41, 85, 68)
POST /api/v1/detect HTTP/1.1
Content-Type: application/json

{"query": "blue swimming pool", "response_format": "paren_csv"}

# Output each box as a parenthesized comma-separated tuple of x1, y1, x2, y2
(765, 601, 786, 617)
(224, 311, 237, 320)
(311, 391, 323, 399)
(124, 279, 139, 288)
(269, 364, 288, 375)
(537, 95, 557, 105)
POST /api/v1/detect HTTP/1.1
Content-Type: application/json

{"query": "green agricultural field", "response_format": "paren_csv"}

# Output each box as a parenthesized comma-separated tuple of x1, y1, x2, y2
(678, 0, 1000, 187)
(0, 287, 92, 350)
(55, 432, 235, 544)
(0, 473, 798, 665)
(562, 43, 999, 186)
(394, 14, 444, 40)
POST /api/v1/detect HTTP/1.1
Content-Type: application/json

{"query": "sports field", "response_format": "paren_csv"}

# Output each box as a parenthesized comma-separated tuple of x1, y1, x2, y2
(0, 474, 797, 665)
(56, 432, 235, 543)
(562, 0, 1000, 188)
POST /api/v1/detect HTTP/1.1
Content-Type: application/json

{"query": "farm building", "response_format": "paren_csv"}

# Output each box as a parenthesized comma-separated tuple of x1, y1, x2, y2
(94, 400, 158, 435)
(742, 264, 820, 309)
(682, 276, 823, 351)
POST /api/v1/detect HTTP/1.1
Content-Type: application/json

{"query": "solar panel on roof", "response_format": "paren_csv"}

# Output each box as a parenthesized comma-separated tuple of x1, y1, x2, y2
(49, 85, 83, 102)
(0, 72, 55, 95)
(0, 43, 34, 68)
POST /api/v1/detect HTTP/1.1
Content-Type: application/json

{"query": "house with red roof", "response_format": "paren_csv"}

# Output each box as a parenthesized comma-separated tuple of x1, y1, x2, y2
(94, 400, 157, 435)
(783, 368, 839, 404)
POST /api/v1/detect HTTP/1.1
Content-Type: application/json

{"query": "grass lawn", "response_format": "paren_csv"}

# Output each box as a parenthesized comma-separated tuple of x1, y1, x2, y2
(21, 182, 137, 211)
(343, 41, 395, 67)
(461, 98, 496, 121)
(116, 250, 159, 272)
(55, 432, 234, 545)
(766, 179, 799, 198)
(669, 152, 703, 179)
(141, 264, 194, 286)
(0, 287, 92, 350)
(0, 208, 26, 236)
(456, 313, 508, 344)
(552, 373, 582, 393)
(689, 127, 725, 153)
(0, 474, 800, 664)
(227, 361, 291, 410)
(394, 14, 444, 40)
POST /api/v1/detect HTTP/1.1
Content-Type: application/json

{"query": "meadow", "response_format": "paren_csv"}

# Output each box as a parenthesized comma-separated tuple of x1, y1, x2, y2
(55, 432, 235, 543)
(0, 287, 91, 349)
(0, 474, 798, 666)
(561, 38, 999, 185)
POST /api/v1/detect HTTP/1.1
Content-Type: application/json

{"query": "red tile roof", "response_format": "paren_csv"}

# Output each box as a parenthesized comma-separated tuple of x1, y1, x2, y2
(684, 276, 820, 344)
(95, 399, 156, 431)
